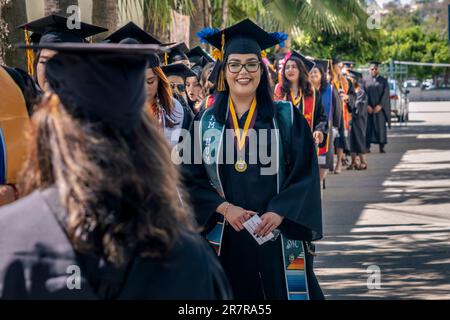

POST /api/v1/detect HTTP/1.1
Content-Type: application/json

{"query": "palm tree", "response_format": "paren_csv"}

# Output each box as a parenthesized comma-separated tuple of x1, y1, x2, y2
(120, 0, 193, 43)
(44, 0, 79, 16)
(120, 0, 371, 49)
(0, 0, 27, 69)
(92, 0, 119, 41)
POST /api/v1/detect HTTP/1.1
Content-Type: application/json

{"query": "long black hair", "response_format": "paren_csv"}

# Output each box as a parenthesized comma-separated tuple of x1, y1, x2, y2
(212, 57, 275, 124)
(312, 65, 329, 94)
(281, 56, 313, 98)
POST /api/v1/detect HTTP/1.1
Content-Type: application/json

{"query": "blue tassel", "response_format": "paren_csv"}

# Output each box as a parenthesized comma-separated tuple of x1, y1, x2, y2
(269, 32, 289, 47)
(196, 27, 220, 44)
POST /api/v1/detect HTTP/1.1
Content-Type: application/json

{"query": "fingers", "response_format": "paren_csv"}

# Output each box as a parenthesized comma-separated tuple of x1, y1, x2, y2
(259, 221, 275, 237)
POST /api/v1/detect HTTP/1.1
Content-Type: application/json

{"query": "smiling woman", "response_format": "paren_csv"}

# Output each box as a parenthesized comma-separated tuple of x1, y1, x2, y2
(183, 19, 324, 300)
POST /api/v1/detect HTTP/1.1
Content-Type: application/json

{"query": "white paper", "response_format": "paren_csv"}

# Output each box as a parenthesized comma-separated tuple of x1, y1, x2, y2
(242, 215, 274, 245)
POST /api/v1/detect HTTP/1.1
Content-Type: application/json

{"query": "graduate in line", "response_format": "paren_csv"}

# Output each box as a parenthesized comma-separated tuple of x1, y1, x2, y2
(363, 61, 391, 154)
(104, 22, 191, 147)
(0, 42, 231, 300)
(347, 70, 369, 170)
(274, 51, 328, 146)
(183, 19, 323, 300)
(330, 57, 356, 173)
(18, 14, 107, 92)
(309, 59, 342, 187)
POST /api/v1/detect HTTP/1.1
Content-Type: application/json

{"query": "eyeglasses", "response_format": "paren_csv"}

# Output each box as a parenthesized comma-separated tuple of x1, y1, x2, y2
(227, 61, 261, 74)
(171, 83, 186, 92)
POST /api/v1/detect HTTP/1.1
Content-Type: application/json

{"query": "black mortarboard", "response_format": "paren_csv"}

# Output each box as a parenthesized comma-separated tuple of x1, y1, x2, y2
(313, 59, 330, 73)
(342, 61, 354, 68)
(162, 63, 196, 79)
(147, 53, 161, 68)
(198, 19, 286, 60)
(18, 15, 107, 44)
(187, 46, 214, 65)
(332, 55, 342, 65)
(167, 42, 190, 64)
(19, 42, 162, 132)
(290, 51, 315, 72)
(369, 61, 381, 67)
(348, 70, 363, 81)
(190, 60, 205, 79)
(104, 21, 162, 45)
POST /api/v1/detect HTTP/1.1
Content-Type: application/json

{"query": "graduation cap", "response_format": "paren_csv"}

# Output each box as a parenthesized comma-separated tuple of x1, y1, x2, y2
(165, 42, 190, 65)
(19, 42, 162, 132)
(196, 19, 287, 91)
(348, 70, 363, 81)
(313, 59, 330, 74)
(331, 55, 342, 65)
(162, 63, 196, 79)
(104, 21, 162, 45)
(289, 51, 315, 72)
(187, 46, 214, 65)
(342, 61, 354, 68)
(369, 61, 381, 67)
(18, 15, 108, 77)
(190, 66, 203, 80)
(18, 15, 107, 44)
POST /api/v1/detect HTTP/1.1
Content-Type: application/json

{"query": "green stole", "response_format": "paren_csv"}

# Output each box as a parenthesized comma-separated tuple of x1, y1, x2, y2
(198, 100, 310, 300)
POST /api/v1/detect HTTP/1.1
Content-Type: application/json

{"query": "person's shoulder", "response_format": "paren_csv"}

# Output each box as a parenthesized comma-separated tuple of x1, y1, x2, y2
(0, 189, 65, 249)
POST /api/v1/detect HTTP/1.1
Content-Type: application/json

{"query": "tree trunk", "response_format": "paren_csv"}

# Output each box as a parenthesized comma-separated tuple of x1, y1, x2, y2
(44, 0, 79, 16)
(0, 0, 27, 69)
(92, 0, 118, 42)
(189, 0, 206, 48)
(221, 0, 229, 29)
(143, 2, 170, 44)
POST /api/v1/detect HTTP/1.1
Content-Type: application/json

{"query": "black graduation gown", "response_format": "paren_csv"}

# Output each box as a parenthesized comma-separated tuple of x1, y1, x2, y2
(319, 85, 342, 170)
(334, 79, 356, 153)
(0, 188, 232, 300)
(292, 90, 328, 134)
(183, 105, 323, 300)
(350, 89, 368, 154)
(363, 75, 391, 146)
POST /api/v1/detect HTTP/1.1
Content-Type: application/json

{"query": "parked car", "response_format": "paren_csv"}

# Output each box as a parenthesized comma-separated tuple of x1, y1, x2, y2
(403, 79, 420, 88)
(389, 79, 410, 123)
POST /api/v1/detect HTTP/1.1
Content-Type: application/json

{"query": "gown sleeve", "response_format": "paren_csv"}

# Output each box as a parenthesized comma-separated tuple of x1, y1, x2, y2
(181, 112, 226, 230)
(332, 86, 343, 128)
(313, 90, 328, 134)
(266, 107, 323, 241)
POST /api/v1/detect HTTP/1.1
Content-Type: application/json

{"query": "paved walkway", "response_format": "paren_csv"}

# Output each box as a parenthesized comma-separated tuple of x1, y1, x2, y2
(315, 101, 450, 299)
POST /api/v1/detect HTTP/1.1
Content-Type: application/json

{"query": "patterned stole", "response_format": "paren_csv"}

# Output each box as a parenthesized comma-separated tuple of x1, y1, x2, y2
(318, 85, 333, 159)
(199, 101, 310, 300)
(290, 90, 315, 131)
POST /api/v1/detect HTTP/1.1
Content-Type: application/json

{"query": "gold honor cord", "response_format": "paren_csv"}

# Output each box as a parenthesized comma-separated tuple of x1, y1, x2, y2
(290, 89, 303, 108)
(229, 97, 257, 173)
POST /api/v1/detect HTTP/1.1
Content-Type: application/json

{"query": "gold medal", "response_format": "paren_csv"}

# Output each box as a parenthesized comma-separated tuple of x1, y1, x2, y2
(235, 159, 248, 173)
(229, 97, 257, 174)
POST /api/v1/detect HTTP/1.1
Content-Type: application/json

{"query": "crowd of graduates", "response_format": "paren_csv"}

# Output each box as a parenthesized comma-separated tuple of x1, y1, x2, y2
(0, 14, 390, 300)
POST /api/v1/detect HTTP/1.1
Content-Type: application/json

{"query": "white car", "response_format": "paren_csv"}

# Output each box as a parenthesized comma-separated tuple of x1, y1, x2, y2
(389, 79, 410, 123)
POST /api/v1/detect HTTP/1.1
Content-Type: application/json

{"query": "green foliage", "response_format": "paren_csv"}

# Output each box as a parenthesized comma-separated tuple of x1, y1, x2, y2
(382, 26, 450, 80)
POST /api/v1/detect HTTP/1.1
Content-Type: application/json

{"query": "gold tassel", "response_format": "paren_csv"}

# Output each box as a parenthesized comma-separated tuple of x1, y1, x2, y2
(261, 50, 267, 59)
(216, 32, 226, 91)
(164, 52, 168, 65)
(217, 67, 226, 92)
(24, 27, 35, 77)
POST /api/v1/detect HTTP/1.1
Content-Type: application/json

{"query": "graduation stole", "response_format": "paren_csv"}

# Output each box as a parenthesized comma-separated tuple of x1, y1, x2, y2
(318, 85, 333, 158)
(198, 101, 310, 300)
(334, 79, 350, 135)
(289, 89, 315, 131)
(0, 67, 30, 184)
